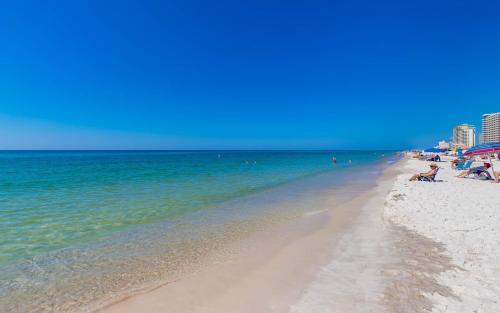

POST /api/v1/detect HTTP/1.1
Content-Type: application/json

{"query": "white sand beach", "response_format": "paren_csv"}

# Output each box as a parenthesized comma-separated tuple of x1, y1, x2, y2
(384, 156, 500, 312)
(98, 156, 500, 313)
(4, 1, 500, 312)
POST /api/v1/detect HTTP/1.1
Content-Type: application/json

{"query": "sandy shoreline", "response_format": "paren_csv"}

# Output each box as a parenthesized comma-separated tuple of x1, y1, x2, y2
(288, 158, 455, 313)
(97, 159, 405, 313)
(98, 156, 500, 313)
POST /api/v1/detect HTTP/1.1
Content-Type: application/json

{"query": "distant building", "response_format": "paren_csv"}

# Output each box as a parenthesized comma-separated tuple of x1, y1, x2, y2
(438, 140, 450, 149)
(482, 113, 500, 143)
(453, 124, 476, 148)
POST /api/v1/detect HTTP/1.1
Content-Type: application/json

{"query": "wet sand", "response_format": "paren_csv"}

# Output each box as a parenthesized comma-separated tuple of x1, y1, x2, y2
(97, 183, 371, 313)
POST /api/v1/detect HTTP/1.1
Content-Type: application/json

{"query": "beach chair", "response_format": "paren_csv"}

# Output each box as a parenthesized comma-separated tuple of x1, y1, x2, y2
(463, 161, 474, 170)
(454, 160, 472, 170)
(471, 167, 493, 180)
(417, 167, 439, 182)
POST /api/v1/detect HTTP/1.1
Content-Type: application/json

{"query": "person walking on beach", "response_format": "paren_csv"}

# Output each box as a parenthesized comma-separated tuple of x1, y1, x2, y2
(409, 163, 438, 181)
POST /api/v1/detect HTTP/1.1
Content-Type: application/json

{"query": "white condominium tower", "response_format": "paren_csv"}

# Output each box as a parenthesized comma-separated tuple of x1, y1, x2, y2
(453, 124, 476, 148)
(482, 113, 500, 143)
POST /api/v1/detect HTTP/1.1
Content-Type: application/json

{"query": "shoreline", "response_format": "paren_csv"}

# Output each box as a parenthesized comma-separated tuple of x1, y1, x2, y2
(0, 152, 394, 313)
(97, 158, 407, 313)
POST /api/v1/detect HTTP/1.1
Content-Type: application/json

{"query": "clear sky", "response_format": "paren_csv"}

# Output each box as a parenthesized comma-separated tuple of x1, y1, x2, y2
(1, 0, 499, 150)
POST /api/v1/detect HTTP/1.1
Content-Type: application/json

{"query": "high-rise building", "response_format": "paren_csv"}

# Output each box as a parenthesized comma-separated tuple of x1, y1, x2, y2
(453, 124, 476, 148)
(482, 113, 500, 143)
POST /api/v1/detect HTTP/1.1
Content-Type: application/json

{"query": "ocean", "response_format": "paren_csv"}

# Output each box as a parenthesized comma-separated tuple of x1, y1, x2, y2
(0, 150, 396, 312)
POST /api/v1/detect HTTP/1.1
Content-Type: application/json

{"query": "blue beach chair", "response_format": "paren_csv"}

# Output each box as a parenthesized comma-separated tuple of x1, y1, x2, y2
(463, 161, 474, 170)
(454, 160, 473, 170)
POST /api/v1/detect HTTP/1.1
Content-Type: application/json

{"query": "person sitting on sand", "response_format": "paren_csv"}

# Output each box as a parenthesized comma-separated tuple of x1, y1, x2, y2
(409, 163, 438, 181)
(456, 163, 491, 178)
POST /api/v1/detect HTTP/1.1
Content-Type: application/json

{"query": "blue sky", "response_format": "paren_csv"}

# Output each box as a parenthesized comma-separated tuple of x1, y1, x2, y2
(1, 0, 499, 149)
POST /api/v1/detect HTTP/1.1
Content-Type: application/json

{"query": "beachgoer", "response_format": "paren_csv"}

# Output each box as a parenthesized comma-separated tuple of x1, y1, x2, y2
(456, 163, 491, 178)
(332, 156, 337, 164)
(348, 159, 352, 164)
(409, 163, 438, 181)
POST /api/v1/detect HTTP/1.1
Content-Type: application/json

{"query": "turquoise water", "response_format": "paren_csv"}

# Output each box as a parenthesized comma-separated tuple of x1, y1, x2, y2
(0, 150, 395, 312)
(0, 150, 389, 266)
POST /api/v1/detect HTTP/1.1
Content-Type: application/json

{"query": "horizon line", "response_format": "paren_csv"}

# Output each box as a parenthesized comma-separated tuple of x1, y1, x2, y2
(0, 148, 403, 152)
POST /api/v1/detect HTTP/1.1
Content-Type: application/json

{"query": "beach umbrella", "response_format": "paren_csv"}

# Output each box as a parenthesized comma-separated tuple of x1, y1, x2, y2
(463, 143, 500, 156)
(424, 147, 446, 153)
(463, 142, 500, 173)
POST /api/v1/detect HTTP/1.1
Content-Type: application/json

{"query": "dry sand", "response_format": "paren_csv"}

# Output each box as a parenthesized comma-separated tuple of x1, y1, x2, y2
(384, 156, 500, 312)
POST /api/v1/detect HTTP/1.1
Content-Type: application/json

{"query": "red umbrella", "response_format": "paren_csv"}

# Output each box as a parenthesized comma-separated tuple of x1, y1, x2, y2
(464, 143, 500, 174)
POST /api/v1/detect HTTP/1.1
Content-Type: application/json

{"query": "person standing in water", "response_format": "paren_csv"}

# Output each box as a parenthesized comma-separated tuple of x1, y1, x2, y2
(332, 156, 337, 164)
